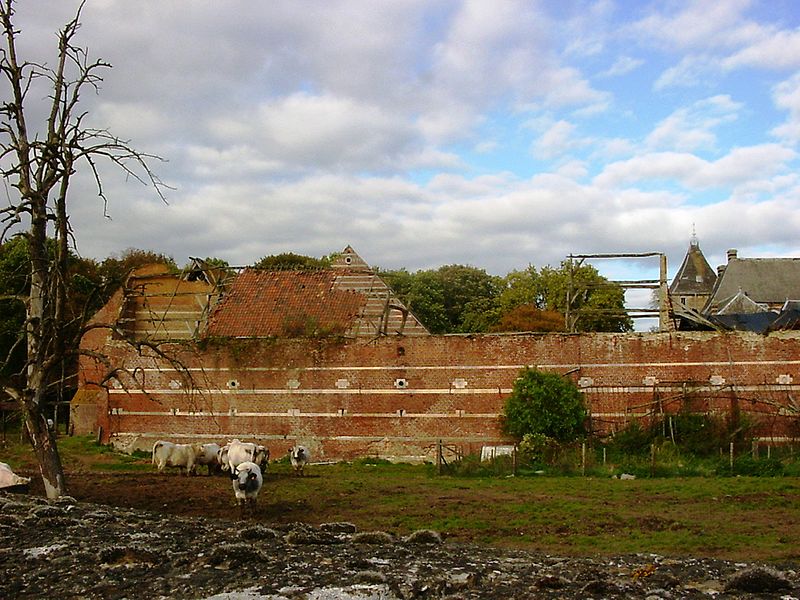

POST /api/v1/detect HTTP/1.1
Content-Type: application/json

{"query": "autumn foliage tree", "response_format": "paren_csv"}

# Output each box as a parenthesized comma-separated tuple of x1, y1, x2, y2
(490, 305, 564, 333)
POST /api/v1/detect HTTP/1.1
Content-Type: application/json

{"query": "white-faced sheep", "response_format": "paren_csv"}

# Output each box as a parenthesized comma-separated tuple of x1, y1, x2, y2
(194, 442, 222, 476)
(151, 440, 199, 476)
(220, 439, 269, 473)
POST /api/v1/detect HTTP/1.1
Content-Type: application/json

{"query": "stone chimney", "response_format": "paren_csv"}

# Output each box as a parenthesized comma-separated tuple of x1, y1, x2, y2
(727, 249, 738, 262)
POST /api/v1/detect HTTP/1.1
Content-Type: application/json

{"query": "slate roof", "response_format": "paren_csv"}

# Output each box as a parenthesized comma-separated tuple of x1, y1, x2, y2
(715, 289, 768, 315)
(706, 254, 800, 313)
(669, 239, 717, 296)
(205, 269, 367, 338)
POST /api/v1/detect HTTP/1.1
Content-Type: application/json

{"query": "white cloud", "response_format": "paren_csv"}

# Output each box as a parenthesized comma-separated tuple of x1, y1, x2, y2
(771, 73, 800, 142)
(629, 0, 761, 51)
(594, 144, 796, 189)
(207, 93, 422, 173)
(722, 28, 800, 70)
(6, 0, 800, 296)
(645, 95, 742, 152)
(599, 56, 645, 78)
(654, 55, 718, 90)
(531, 120, 592, 160)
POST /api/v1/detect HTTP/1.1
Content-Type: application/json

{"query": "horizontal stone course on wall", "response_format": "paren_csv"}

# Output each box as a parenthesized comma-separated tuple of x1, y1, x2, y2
(78, 331, 800, 460)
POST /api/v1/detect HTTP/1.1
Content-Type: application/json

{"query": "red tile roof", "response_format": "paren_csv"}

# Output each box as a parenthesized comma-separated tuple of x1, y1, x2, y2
(205, 269, 367, 338)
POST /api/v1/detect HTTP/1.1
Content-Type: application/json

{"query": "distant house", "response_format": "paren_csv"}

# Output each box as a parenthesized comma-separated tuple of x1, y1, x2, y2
(668, 236, 717, 312)
(671, 246, 800, 333)
(705, 249, 800, 315)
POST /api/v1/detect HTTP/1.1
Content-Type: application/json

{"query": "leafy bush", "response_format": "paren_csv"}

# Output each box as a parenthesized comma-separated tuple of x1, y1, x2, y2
(718, 456, 786, 477)
(442, 453, 515, 477)
(518, 433, 558, 467)
(606, 421, 654, 455)
(503, 368, 587, 442)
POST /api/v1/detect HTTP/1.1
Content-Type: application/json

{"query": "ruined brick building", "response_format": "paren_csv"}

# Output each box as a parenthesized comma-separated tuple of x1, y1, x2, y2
(73, 246, 800, 460)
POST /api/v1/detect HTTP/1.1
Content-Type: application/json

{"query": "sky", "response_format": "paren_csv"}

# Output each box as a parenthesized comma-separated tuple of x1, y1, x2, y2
(7, 0, 800, 325)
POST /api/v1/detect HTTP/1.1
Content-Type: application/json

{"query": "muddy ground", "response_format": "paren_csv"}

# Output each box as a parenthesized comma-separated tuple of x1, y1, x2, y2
(1, 469, 799, 599)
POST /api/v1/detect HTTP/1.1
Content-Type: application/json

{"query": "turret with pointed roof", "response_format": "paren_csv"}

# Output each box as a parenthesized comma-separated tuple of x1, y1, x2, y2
(669, 234, 717, 311)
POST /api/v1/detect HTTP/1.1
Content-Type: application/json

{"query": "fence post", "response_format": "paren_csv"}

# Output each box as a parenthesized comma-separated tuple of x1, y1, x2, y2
(436, 439, 442, 475)
(752, 440, 758, 459)
(729, 442, 734, 469)
(650, 443, 656, 476)
(581, 442, 586, 476)
(513, 444, 517, 476)
(602, 447, 606, 465)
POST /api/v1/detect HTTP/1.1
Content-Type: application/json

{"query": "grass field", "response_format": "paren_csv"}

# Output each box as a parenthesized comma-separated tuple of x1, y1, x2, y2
(3, 434, 799, 562)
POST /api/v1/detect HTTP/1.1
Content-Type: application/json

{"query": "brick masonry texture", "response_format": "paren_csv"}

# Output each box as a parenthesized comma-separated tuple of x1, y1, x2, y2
(78, 331, 800, 460)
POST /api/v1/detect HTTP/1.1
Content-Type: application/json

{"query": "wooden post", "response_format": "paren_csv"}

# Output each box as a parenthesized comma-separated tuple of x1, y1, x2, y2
(512, 445, 517, 476)
(729, 442, 734, 469)
(602, 447, 606, 465)
(436, 439, 442, 475)
(659, 253, 669, 332)
(650, 443, 656, 476)
(581, 442, 586, 476)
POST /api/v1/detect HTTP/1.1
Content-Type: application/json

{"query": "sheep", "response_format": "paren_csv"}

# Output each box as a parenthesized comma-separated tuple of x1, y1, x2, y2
(289, 445, 310, 476)
(151, 440, 200, 476)
(230, 461, 263, 518)
(220, 439, 269, 473)
(194, 442, 222, 476)
(0, 462, 30, 490)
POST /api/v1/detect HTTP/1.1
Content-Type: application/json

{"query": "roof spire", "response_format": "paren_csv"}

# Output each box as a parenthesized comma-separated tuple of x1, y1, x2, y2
(690, 223, 698, 247)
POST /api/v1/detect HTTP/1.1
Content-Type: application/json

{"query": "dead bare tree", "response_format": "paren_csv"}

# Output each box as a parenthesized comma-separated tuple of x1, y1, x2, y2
(0, 0, 166, 498)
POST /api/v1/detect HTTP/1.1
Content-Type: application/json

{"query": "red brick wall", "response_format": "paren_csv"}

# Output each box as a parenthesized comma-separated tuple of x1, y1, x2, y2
(80, 331, 800, 460)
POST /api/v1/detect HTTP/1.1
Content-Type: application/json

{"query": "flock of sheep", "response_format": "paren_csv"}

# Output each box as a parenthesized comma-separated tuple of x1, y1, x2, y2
(151, 439, 310, 516)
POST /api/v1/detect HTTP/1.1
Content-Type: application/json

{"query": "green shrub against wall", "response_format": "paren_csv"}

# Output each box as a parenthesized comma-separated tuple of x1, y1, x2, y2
(502, 368, 587, 442)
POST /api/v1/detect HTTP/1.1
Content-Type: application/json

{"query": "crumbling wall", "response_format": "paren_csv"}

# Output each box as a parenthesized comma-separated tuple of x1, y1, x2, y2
(77, 331, 800, 459)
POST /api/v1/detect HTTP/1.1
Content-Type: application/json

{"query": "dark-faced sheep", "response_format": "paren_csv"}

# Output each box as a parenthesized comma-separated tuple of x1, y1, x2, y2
(230, 461, 263, 518)
(289, 445, 309, 476)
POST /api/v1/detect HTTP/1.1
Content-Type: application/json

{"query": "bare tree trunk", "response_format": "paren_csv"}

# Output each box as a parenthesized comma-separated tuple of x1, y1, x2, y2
(0, 0, 164, 499)
(22, 396, 66, 499)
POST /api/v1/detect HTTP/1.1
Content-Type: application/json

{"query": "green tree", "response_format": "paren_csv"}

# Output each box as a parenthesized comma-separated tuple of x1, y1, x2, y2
(100, 248, 177, 288)
(0, 237, 29, 380)
(253, 252, 330, 270)
(539, 261, 632, 332)
(380, 265, 501, 333)
(497, 266, 543, 313)
(503, 368, 587, 442)
(404, 270, 450, 334)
